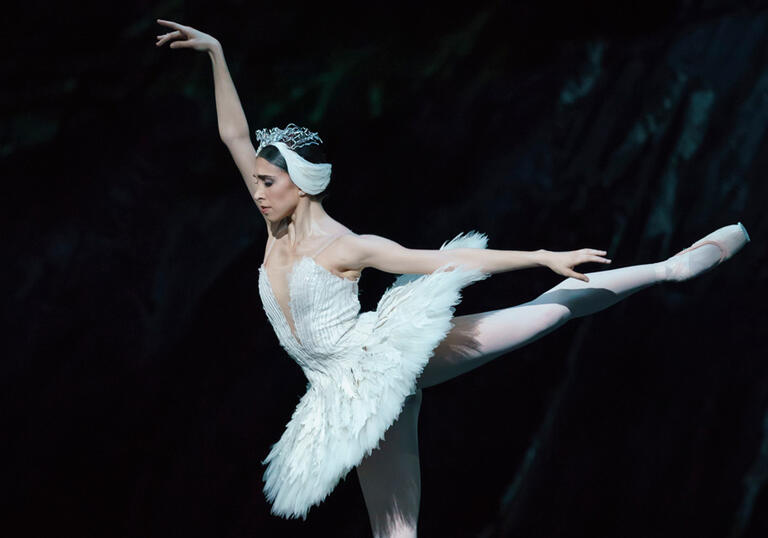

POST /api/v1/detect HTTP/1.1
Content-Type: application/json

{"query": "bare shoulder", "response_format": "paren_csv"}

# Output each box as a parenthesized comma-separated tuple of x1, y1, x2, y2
(335, 233, 408, 272)
(303, 226, 367, 275)
(338, 233, 461, 275)
(341, 233, 401, 250)
(336, 232, 391, 252)
(327, 231, 367, 271)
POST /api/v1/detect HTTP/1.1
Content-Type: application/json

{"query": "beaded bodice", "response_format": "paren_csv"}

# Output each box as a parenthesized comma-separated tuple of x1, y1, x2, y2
(257, 233, 365, 375)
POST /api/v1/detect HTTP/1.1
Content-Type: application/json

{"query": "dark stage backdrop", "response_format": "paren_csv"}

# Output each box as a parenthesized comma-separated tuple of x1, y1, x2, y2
(3, 1, 767, 537)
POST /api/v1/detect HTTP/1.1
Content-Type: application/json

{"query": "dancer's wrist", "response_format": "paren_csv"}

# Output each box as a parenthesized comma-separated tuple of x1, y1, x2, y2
(207, 39, 223, 57)
(535, 249, 551, 268)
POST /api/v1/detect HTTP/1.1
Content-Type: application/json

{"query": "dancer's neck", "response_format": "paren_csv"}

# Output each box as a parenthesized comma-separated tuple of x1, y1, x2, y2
(271, 199, 331, 248)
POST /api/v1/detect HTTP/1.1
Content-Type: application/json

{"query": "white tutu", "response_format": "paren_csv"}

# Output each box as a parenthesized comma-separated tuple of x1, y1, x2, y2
(258, 231, 491, 519)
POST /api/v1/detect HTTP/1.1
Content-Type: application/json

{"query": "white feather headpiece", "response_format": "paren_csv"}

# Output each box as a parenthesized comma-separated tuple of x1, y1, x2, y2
(254, 123, 332, 195)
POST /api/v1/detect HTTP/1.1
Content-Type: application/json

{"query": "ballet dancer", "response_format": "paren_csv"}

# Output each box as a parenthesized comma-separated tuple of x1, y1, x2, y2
(155, 19, 751, 538)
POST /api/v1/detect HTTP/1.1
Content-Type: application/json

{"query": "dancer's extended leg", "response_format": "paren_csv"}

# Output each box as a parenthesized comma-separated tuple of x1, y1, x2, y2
(356, 389, 423, 538)
(417, 245, 725, 389)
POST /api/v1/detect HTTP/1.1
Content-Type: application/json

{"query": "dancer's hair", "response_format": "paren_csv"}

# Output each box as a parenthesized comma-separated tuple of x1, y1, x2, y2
(259, 143, 330, 204)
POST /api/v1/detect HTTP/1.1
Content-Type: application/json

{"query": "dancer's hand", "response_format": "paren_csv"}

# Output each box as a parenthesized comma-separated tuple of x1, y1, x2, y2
(155, 19, 219, 52)
(542, 249, 611, 283)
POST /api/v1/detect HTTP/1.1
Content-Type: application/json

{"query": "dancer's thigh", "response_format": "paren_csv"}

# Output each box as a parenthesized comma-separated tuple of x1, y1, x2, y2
(356, 388, 422, 538)
(417, 300, 571, 389)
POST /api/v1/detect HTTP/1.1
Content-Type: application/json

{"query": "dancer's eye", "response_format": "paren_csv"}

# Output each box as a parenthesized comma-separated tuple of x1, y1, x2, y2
(252, 174, 275, 186)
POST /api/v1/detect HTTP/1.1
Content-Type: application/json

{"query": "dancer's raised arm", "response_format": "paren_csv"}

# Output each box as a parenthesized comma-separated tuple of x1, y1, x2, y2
(156, 19, 262, 201)
(344, 234, 611, 281)
(156, 19, 250, 140)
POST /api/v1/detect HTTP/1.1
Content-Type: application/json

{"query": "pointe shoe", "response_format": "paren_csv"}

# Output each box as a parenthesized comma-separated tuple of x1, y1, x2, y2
(664, 222, 751, 282)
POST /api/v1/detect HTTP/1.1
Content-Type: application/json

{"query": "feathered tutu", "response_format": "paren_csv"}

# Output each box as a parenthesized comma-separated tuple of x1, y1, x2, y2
(259, 231, 491, 519)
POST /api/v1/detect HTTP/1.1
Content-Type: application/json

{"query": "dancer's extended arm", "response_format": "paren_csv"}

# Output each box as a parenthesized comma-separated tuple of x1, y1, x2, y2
(342, 234, 611, 281)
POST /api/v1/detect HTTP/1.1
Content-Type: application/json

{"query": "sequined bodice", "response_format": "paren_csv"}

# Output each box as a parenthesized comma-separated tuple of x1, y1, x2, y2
(257, 233, 367, 376)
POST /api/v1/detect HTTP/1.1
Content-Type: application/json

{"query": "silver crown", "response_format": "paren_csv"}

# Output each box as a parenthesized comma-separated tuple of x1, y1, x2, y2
(254, 122, 324, 151)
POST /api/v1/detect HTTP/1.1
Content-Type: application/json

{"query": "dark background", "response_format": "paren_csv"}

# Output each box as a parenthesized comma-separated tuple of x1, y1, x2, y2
(3, 1, 768, 536)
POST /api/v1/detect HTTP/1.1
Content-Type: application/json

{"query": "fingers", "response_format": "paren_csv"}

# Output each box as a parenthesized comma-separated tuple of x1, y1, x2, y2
(580, 248, 611, 264)
(156, 19, 191, 47)
(155, 30, 182, 46)
(156, 19, 183, 30)
(570, 271, 589, 282)
(576, 255, 611, 265)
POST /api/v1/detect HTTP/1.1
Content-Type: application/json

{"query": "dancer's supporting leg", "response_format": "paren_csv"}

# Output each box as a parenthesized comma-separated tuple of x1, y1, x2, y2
(356, 389, 423, 538)
(417, 245, 724, 390)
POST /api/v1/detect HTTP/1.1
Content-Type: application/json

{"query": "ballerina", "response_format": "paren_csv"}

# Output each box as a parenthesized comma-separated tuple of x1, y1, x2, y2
(156, 20, 751, 538)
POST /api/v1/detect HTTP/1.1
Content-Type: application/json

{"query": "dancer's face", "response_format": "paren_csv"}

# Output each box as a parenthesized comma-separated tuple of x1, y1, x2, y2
(252, 156, 302, 221)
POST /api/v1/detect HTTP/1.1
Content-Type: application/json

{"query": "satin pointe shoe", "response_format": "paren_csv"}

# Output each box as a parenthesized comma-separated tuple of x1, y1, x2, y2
(663, 222, 751, 282)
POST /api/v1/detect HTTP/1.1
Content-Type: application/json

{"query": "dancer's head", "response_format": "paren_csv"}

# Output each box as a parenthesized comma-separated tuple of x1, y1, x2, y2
(252, 123, 331, 222)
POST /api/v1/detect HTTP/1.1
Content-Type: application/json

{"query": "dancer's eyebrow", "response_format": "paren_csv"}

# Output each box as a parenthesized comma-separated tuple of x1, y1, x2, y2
(253, 174, 277, 180)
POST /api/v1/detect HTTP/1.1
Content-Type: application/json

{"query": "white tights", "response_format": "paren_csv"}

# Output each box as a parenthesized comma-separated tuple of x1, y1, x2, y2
(355, 245, 722, 537)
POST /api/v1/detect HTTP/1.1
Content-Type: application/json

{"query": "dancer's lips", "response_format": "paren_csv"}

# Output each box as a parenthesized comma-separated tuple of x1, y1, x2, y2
(260, 206, 271, 213)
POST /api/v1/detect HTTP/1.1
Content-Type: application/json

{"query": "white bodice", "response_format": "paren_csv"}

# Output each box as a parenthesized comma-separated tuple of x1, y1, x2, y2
(257, 233, 372, 381)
